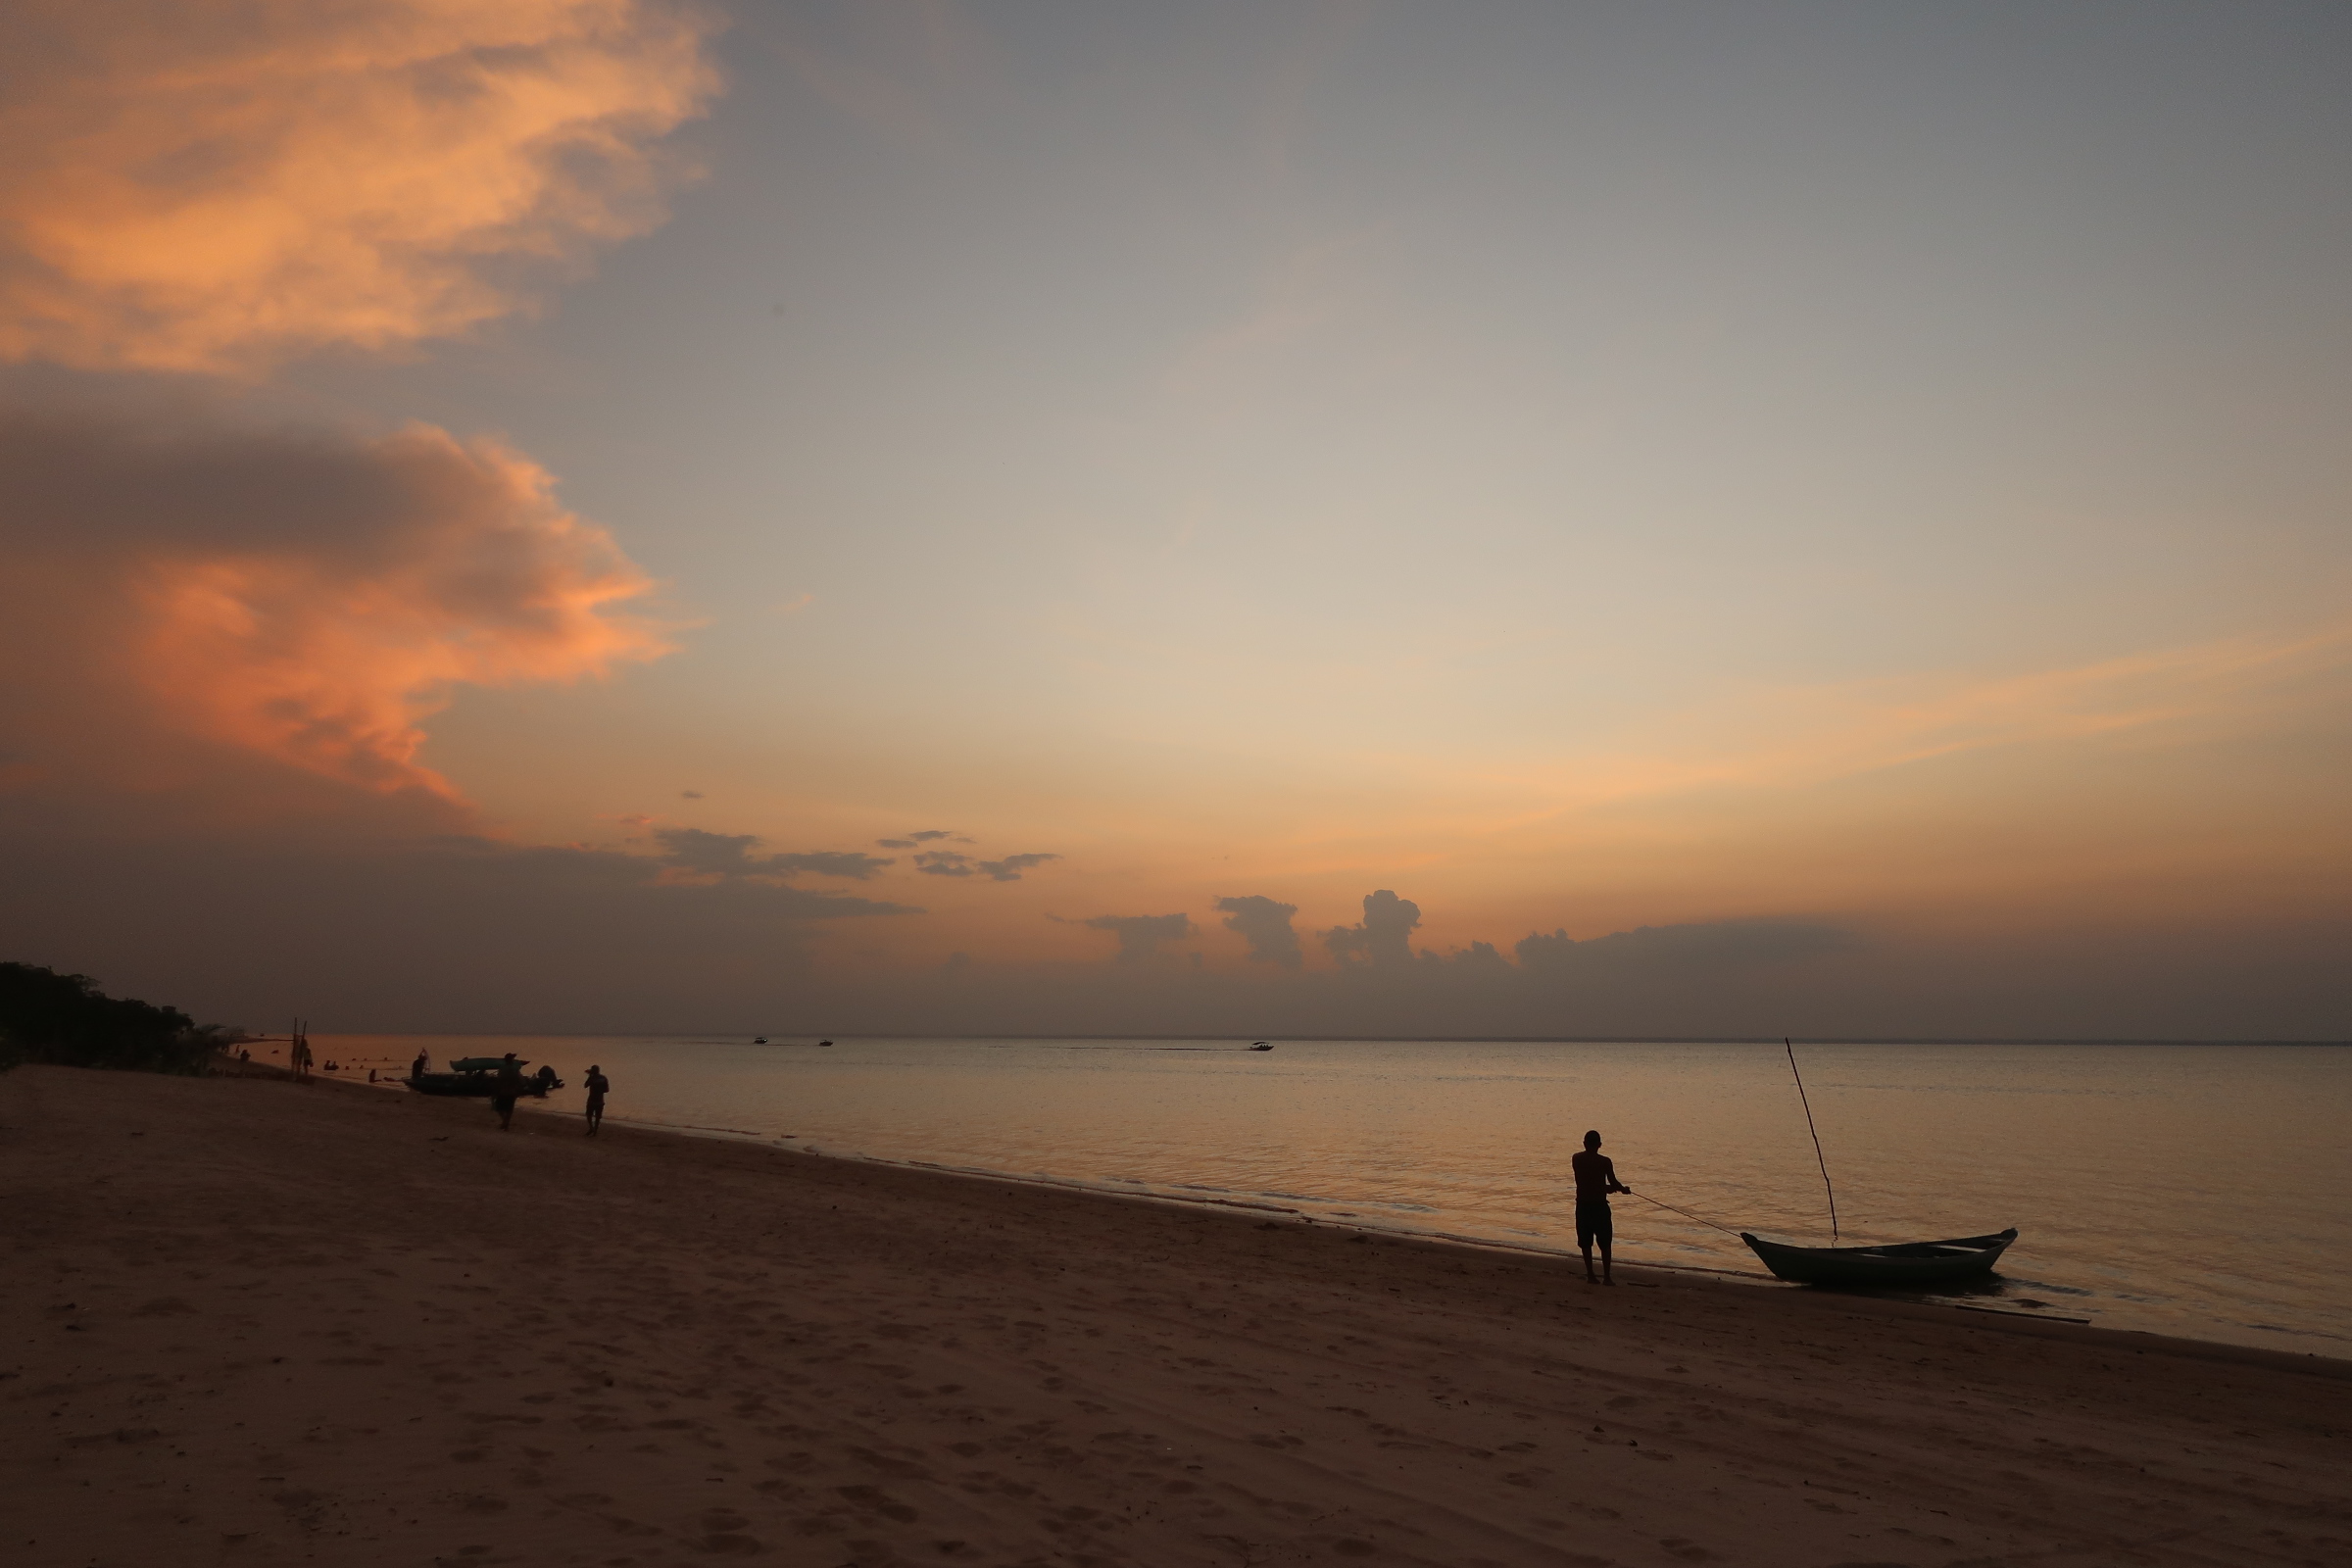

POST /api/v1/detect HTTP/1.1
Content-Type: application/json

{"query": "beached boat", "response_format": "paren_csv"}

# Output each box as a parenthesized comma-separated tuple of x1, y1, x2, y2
(407, 1057, 563, 1099)
(1740, 1228, 2017, 1287)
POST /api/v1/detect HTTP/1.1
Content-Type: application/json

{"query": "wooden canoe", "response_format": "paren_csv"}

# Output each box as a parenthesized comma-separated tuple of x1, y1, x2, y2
(1740, 1228, 2017, 1287)
(406, 1070, 561, 1099)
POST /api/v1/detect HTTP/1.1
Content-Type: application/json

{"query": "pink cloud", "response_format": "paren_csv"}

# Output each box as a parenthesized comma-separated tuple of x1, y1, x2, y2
(0, 0, 721, 373)
(2, 409, 669, 801)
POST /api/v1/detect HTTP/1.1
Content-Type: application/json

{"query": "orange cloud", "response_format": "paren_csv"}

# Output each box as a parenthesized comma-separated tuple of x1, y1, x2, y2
(0, 0, 720, 373)
(0, 410, 669, 800)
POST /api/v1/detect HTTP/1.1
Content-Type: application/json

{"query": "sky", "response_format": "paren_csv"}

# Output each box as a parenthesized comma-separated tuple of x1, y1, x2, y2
(1, 0, 2346, 1039)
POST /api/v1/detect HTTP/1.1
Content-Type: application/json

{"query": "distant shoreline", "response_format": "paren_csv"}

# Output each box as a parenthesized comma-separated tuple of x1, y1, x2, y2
(294, 1031, 2352, 1046)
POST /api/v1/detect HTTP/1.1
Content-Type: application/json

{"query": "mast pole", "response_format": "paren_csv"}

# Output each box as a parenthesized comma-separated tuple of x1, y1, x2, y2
(1786, 1037, 1839, 1242)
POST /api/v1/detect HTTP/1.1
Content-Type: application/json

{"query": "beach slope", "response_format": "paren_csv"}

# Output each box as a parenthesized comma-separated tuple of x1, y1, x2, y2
(3, 1065, 2345, 1567)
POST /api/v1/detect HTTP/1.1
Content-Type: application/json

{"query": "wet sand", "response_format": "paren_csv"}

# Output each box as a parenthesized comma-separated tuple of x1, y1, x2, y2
(3, 1064, 2346, 1568)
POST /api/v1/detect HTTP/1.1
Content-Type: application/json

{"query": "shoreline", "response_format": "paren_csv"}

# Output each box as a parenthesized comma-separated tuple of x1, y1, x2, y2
(8, 1062, 2347, 1566)
(319, 1059, 2351, 1363)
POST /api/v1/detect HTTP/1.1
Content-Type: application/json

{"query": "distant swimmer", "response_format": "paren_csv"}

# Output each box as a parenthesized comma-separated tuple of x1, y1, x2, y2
(584, 1064, 610, 1136)
(492, 1053, 524, 1132)
(1571, 1129, 1632, 1285)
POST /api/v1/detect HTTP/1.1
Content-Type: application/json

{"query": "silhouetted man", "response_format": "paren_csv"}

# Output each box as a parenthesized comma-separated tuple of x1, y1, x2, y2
(492, 1054, 524, 1132)
(583, 1064, 610, 1136)
(411, 1050, 429, 1082)
(1571, 1129, 1631, 1285)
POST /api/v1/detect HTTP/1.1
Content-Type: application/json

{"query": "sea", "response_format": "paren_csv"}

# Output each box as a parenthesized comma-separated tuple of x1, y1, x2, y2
(310, 1035, 2352, 1356)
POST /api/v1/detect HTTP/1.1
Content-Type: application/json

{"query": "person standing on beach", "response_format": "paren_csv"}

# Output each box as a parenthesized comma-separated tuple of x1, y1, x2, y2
(1571, 1129, 1631, 1285)
(492, 1053, 523, 1132)
(411, 1049, 429, 1082)
(583, 1064, 610, 1136)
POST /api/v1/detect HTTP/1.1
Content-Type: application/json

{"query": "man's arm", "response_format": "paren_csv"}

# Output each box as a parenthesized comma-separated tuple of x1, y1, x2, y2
(1607, 1156, 1631, 1194)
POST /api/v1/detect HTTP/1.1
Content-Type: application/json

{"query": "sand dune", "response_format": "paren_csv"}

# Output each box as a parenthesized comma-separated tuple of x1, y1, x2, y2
(3, 1063, 2345, 1567)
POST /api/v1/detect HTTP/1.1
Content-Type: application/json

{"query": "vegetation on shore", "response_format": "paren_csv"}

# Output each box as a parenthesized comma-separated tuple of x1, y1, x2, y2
(0, 962, 224, 1074)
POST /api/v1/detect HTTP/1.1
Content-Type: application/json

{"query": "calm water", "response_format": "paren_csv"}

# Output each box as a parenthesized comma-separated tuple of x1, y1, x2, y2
(314, 1035, 2352, 1354)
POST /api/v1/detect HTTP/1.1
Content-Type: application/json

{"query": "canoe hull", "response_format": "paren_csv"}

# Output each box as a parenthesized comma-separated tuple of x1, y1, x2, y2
(1740, 1228, 2017, 1287)
(406, 1074, 556, 1099)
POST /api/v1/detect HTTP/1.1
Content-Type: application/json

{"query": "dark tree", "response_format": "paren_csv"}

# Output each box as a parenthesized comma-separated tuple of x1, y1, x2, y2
(0, 962, 220, 1074)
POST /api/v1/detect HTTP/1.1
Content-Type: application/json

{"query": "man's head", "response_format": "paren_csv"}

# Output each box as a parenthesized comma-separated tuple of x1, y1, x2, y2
(1584, 1130, 1602, 1150)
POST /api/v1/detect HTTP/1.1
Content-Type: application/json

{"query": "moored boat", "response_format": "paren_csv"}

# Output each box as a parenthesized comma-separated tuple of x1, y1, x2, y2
(1740, 1228, 2017, 1287)
(407, 1057, 563, 1099)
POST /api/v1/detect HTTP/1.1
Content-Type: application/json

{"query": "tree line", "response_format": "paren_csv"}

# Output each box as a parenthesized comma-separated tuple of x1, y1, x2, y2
(0, 962, 223, 1074)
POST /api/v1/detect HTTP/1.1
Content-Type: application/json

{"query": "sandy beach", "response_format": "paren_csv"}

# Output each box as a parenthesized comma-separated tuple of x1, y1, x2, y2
(4, 1065, 2346, 1568)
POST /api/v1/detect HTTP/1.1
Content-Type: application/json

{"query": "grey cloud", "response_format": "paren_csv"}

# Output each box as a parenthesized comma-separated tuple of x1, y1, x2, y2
(0, 824, 920, 1035)
(1080, 912, 1196, 963)
(763, 851, 895, 881)
(1515, 919, 1852, 973)
(1215, 895, 1301, 969)
(1323, 890, 1422, 967)
(977, 852, 1059, 882)
(1424, 939, 1510, 972)
(655, 827, 759, 875)
(914, 851, 975, 877)
(877, 838, 916, 849)
(681, 790, 704, 799)
(906, 829, 956, 843)
(656, 828, 894, 881)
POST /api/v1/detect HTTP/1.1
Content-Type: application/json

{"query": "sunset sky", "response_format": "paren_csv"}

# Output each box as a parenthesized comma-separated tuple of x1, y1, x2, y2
(3, 1, 2347, 1038)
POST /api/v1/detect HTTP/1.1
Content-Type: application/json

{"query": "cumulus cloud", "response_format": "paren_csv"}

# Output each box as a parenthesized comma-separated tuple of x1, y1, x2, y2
(1079, 912, 1195, 963)
(0, 408, 668, 799)
(654, 827, 894, 881)
(1322, 889, 1422, 967)
(0, 0, 721, 373)
(977, 852, 1058, 882)
(1215, 894, 1302, 969)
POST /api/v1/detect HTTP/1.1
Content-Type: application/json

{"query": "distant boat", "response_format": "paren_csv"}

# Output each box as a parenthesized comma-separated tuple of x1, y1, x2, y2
(753, 1036, 767, 1044)
(1250, 1042, 1273, 1052)
(818, 1039, 833, 1048)
(1740, 1228, 2017, 1287)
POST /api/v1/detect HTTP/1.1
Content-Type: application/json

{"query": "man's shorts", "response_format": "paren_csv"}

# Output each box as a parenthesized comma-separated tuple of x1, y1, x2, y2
(1576, 1200, 1613, 1249)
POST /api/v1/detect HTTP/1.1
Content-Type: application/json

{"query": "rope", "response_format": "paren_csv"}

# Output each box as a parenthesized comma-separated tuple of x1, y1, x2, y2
(1629, 1189, 1744, 1237)
(1787, 1036, 1839, 1243)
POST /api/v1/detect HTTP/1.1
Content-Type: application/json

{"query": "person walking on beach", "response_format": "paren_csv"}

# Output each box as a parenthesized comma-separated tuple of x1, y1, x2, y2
(1572, 1129, 1632, 1285)
(492, 1053, 524, 1132)
(583, 1064, 610, 1136)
